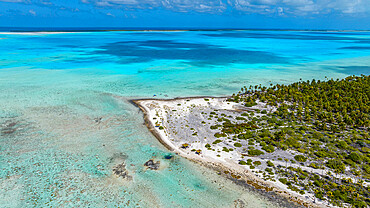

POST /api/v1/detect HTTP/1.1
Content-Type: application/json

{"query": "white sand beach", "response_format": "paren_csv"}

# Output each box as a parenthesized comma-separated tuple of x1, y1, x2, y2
(133, 97, 334, 208)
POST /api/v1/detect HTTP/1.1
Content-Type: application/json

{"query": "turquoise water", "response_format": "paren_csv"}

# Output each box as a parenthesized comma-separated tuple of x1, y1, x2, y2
(1, 30, 369, 207)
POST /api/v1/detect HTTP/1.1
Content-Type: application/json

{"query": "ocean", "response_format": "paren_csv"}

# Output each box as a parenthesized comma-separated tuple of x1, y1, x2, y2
(0, 30, 369, 207)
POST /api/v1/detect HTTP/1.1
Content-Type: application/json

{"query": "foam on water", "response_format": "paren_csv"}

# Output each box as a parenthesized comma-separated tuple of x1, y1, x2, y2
(1, 30, 369, 207)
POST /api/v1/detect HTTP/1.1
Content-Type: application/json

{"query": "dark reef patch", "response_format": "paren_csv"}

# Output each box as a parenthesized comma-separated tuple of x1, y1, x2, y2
(112, 162, 130, 179)
(1, 120, 21, 136)
(352, 39, 370, 44)
(144, 159, 160, 170)
(164, 154, 173, 159)
(337, 66, 370, 75)
(304, 31, 370, 36)
(202, 32, 361, 41)
(93, 40, 288, 66)
(339, 46, 370, 50)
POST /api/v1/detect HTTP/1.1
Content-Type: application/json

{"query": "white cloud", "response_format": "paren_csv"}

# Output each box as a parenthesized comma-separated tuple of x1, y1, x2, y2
(282, 0, 313, 7)
(1, 0, 368, 16)
(91, 0, 226, 13)
(0, 0, 25, 2)
(227, 0, 370, 15)
(29, 9, 36, 15)
(39, 0, 52, 5)
(322, 0, 368, 14)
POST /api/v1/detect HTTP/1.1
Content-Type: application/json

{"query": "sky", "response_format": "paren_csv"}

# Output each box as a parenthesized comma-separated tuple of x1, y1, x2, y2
(0, 0, 369, 29)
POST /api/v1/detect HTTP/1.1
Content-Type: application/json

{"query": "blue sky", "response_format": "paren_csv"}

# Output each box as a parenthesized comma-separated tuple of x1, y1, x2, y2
(0, 0, 369, 29)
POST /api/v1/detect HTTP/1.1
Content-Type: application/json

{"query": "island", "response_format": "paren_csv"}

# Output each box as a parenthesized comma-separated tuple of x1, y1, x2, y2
(133, 75, 369, 208)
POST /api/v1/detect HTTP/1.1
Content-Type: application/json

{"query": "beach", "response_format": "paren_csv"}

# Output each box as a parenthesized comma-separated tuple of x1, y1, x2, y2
(133, 97, 331, 208)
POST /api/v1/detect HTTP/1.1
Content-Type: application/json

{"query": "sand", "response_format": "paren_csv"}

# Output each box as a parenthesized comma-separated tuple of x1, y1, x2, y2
(132, 97, 333, 208)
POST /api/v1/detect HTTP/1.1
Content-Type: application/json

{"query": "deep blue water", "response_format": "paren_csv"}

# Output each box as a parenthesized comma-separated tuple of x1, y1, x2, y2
(0, 30, 369, 207)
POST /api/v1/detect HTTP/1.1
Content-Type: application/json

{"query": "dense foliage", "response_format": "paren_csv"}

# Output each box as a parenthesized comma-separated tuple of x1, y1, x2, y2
(210, 75, 370, 207)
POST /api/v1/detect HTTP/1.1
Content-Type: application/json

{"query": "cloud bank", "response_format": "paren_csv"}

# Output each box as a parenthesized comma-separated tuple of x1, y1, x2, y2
(1, 0, 369, 16)
(84, 0, 370, 15)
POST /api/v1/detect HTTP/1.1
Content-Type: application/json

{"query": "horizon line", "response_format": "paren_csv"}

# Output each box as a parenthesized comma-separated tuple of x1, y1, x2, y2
(1, 27, 370, 32)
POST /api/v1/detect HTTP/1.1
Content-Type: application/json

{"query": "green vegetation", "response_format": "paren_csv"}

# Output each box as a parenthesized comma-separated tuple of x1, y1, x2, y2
(211, 75, 370, 207)
(239, 161, 247, 165)
(214, 133, 226, 138)
(234, 142, 242, 147)
(248, 149, 264, 156)
(212, 139, 222, 144)
(267, 161, 274, 167)
(262, 144, 275, 153)
(169, 75, 368, 207)
(294, 155, 307, 162)
(276, 166, 369, 207)
(253, 161, 262, 166)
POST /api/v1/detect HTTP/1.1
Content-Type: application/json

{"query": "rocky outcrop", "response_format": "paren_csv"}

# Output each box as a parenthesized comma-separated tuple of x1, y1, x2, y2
(112, 162, 129, 178)
(144, 159, 160, 170)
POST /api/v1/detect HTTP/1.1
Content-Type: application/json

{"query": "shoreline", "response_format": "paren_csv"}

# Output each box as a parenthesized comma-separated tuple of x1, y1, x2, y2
(131, 97, 325, 208)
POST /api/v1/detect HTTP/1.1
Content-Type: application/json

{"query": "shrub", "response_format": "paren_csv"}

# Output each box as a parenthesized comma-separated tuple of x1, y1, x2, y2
(239, 161, 247, 165)
(212, 139, 222, 144)
(314, 151, 328, 158)
(238, 132, 254, 140)
(248, 149, 264, 156)
(253, 161, 262, 166)
(348, 151, 363, 163)
(267, 161, 275, 167)
(279, 178, 288, 184)
(294, 155, 307, 162)
(234, 142, 242, 147)
(309, 163, 321, 169)
(337, 140, 348, 149)
(222, 147, 230, 152)
(326, 159, 345, 172)
(159, 126, 164, 130)
(314, 180, 323, 187)
(245, 102, 257, 107)
(265, 168, 273, 174)
(214, 133, 227, 138)
(363, 164, 370, 174)
(262, 144, 275, 153)
(210, 125, 220, 130)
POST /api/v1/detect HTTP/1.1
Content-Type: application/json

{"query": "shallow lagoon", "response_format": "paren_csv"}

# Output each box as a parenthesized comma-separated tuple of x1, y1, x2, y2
(0, 30, 369, 207)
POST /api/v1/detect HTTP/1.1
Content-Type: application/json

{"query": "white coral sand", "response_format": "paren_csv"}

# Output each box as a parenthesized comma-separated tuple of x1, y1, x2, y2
(135, 97, 338, 208)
